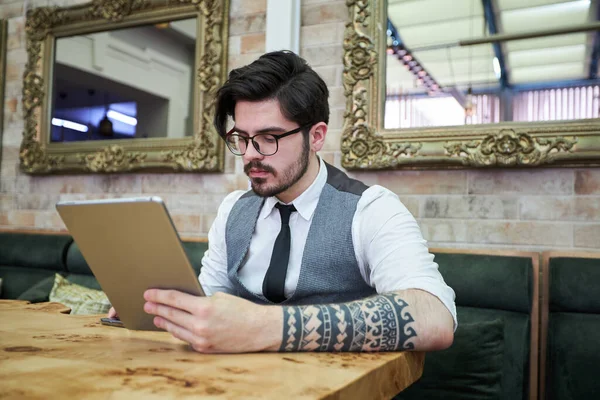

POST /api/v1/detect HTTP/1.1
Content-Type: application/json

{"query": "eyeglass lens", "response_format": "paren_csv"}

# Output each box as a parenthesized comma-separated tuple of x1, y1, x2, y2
(226, 134, 278, 156)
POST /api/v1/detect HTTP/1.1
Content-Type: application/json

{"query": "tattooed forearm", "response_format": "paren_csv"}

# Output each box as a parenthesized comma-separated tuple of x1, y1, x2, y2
(280, 293, 417, 352)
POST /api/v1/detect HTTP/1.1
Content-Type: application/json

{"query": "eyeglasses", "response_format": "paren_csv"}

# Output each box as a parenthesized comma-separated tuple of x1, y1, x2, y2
(224, 125, 309, 156)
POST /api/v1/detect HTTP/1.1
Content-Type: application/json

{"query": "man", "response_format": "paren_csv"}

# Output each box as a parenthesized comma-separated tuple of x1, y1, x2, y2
(111, 51, 456, 353)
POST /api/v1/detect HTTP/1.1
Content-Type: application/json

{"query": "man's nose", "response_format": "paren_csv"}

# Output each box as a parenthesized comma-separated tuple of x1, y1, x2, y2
(243, 139, 264, 162)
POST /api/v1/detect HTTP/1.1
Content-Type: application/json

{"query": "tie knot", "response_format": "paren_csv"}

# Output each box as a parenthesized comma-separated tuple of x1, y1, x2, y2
(275, 203, 296, 225)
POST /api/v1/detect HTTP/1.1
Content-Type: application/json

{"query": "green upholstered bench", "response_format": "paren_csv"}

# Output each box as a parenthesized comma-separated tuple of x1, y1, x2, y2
(396, 249, 539, 400)
(0, 232, 73, 299)
(540, 251, 600, 400)
(0, 230, 209, 302)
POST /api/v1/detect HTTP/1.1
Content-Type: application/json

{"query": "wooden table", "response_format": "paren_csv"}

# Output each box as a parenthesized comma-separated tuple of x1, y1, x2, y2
(0, 300, 424, 399)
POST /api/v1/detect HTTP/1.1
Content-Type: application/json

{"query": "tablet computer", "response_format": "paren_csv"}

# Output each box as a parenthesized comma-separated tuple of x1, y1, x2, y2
(56, 196, 205, 331)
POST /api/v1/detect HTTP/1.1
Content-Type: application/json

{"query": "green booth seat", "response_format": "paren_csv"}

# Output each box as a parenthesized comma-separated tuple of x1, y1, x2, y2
(0, 232, 73, 299)
(396, 249, 539, 400)
(541, 251, 600, 400)
(63, 240, 208, 289)
(0, 230, 209, 303)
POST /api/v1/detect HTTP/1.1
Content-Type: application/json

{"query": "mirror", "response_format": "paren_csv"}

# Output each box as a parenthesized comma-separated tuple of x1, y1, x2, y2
(20, 0, 229, 174)
(342, 0, 600, 169)
(51, 19, 197, 142)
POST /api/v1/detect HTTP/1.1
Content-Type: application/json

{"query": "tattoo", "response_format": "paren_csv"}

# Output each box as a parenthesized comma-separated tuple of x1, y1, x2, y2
(280, 293, 417, 352)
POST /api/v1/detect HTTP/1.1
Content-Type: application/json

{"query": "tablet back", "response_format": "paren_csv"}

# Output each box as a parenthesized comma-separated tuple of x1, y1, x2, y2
(56, 196, 204, 331)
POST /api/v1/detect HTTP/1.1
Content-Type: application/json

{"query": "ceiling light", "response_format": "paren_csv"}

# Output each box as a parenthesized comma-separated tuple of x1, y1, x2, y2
(51, 118, 88, 133)
(107, 110, 137, 126)
(493, 57, 501, 79)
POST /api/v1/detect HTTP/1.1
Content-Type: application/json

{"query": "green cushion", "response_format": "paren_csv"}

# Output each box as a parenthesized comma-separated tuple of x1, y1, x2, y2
(0, 233, 72, 271)
(182, 241, 208, 275)
(546, 312, 600, 400)
(0, 267, 56, 299)
(549, 257, 600, 313)
(65, 240, 207, 276)
(17, 275, 56, 302)
(458, 307, 530, 400)
(395, 318, 504, 400)
(65, 241, 93, 275)
(435, 253, 533, 313)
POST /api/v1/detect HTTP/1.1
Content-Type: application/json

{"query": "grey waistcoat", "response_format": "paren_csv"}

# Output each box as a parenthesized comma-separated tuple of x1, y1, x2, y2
(225, 162, 377, 305)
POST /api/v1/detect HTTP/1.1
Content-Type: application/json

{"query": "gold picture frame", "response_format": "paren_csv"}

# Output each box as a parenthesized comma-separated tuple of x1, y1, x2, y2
(20, 0, 229, 174)
(0, 19, 7, 165)
(342, 0, 600, 170)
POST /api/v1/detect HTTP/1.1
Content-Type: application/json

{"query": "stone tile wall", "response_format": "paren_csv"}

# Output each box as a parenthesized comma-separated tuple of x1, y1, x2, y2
(1, 0, 598, 251)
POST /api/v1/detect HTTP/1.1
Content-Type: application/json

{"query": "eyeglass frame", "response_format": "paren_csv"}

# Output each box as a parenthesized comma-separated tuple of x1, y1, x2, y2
(224, 124, 311, 156)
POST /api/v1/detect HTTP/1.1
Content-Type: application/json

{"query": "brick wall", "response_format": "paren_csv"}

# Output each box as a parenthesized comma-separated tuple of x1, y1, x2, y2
(1, 0, 598, 250)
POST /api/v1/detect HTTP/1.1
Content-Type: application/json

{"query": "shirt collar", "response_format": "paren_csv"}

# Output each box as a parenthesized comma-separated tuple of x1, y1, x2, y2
(261, 156, 328, 221)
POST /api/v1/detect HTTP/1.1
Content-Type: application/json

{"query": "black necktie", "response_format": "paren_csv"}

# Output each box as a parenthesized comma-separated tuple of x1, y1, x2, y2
(263, 203, 296, 303)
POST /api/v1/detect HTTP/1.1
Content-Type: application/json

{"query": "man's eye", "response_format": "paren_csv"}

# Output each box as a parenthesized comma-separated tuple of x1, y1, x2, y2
(264, 136, 277, 143)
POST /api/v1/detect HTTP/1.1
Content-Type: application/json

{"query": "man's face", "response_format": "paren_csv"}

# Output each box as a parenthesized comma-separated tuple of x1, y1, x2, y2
(233, 99, 310, 198)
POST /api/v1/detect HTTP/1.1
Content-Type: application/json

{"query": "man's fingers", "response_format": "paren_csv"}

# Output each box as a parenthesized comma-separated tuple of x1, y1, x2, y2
(108, 307, 118, 319)
(142, 289, 230, 353)
(144, 289, 202, 314)
(144, 301, 196, 330)
(153, 316, 212, 353)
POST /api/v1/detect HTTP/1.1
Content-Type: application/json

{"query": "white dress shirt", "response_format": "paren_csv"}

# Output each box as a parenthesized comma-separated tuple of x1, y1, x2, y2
(199, 157, 457, 326)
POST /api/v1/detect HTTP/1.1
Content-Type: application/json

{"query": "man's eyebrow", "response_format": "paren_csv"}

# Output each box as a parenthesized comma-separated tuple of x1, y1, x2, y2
(231, 126, 288, 135)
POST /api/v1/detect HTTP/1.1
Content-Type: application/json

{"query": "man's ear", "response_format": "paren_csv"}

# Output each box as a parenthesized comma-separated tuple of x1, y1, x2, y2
(310, 122, 328, 152)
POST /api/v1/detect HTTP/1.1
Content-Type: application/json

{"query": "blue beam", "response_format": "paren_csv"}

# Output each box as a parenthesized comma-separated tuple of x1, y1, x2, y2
(469, 78, 600, 95)
(387, 19, 404, 48)
(589, 3, 600, 78)
(481, 0, 509, 88)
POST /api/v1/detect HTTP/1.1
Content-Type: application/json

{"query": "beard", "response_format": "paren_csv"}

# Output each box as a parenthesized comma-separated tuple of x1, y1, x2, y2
(244, 136, 310, 198)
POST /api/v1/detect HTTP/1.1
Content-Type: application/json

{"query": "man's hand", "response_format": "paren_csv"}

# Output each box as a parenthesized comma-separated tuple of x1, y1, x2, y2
(107, 307, 118, 319)
(143, 290, 283, 353)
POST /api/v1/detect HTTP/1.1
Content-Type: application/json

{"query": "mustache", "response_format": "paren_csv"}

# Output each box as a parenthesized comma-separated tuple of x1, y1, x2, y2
(244, 161, 276, 175)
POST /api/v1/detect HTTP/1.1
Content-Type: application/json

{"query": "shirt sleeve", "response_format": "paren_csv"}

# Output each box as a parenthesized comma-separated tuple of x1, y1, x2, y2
(198, 190, 246, 296)
(353, 185, 457, 328)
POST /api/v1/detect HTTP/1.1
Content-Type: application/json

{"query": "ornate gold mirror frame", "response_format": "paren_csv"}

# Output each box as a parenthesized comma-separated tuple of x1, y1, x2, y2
(20, 0, 228, 174)
(0, 19, 7, 167)
(342, 0, 600, 170)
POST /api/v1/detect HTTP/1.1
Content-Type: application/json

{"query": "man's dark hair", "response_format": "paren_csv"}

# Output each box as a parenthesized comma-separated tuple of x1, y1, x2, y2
(214, 51, 329, 137)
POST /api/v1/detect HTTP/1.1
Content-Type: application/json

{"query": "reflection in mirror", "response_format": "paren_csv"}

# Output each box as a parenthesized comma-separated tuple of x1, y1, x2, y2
(51, 18, 197, 142)
(341, 0, 600, 170)
(385, 0, 598, 129)
(21, 0, 228, 174)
